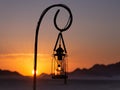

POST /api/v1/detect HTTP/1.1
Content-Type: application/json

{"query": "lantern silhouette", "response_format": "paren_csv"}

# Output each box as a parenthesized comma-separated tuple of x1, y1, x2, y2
(51, 32, 68, 84)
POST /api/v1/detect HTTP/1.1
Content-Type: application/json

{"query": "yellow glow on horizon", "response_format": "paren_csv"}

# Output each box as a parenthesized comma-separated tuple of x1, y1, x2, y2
(0, 53, 89, 76)
(0, 53, 51, 76)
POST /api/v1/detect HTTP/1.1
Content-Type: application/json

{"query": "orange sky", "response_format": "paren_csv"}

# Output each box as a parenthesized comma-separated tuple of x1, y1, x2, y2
(0, 53, 85, 76)
(0, 52, 120, 76)
(0, 0, 120, 76)
(0, 54, 51, 76)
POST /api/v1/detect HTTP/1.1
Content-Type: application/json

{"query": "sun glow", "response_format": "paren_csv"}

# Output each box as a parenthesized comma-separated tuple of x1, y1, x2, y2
(0, 53, 52, 76)
(32, 70, 38, 76)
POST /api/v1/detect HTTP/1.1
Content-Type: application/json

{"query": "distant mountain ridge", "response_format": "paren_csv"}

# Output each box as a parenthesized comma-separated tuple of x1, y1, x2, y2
(0, 61, 120, 79)
(38, 61, 120, 79)
(70, 62, 120, 77)
(0, 69, 22, 76)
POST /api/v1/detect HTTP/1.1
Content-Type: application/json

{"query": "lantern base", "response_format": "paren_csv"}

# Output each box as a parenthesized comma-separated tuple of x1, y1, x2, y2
(52, 75, 68, 79)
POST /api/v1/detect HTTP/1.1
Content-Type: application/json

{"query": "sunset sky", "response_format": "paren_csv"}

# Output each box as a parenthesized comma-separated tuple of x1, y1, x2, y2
(0, 0, 120, 76)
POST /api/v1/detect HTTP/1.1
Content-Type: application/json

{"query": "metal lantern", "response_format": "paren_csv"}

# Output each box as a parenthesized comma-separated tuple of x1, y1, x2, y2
(51, 32, 68, 84)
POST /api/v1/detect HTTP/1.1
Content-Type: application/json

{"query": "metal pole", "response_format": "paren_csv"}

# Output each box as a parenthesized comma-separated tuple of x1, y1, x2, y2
(33, 4, 73, 90)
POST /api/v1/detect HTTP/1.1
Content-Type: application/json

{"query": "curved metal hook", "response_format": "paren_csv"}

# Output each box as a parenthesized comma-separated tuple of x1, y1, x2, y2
(33, 4, 73, 90)
(54, 8, 73, 32)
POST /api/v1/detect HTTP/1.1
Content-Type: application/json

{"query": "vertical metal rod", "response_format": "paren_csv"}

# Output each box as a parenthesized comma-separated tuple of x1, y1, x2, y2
(33, 22, 39, 90)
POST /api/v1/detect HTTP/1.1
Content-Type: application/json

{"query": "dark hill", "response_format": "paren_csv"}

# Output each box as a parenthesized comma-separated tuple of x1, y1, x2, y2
(70, 62, 120, 77)
(0, 69, 22, 76)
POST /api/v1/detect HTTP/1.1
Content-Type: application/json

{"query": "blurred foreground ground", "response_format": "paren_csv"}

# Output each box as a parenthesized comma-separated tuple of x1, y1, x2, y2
(0, 78, 120, 90)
